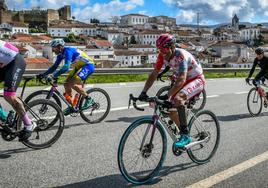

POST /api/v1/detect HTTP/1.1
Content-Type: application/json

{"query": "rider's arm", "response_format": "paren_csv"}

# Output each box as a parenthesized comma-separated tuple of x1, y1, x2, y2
(43, 56, 62, 76)
(53, 60, 71, 78)
(159, 65, 170, 75)
(52, 50, 72, 78)
(248, 59, 258, 78)
(142, 54, 164, 92)
(142, 70, 159, 92)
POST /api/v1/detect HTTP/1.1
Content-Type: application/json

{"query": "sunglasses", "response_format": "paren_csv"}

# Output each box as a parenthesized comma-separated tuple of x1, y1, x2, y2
(159, 46, 170, 54)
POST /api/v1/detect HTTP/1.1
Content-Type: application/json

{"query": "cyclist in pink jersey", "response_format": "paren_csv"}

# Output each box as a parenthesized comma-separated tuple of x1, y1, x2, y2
(0, 40, 36, 141)
(138, 34, 205, 149)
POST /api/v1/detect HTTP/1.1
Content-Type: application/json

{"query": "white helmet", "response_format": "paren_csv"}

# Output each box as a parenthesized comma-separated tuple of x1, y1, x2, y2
(50, 39, 65, 47)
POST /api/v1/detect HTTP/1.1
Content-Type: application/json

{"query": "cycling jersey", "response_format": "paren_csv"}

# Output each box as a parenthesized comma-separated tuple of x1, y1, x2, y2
(248, 56, 268, 81)
(155, 48, 203, 80)
(44, 47, 94, 78)
(0, 40, 19, 68)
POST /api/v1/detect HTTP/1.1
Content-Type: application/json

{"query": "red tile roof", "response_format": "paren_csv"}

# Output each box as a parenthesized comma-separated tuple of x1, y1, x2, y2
(94, 40, 112, 47)
(24, 57, 50, 64)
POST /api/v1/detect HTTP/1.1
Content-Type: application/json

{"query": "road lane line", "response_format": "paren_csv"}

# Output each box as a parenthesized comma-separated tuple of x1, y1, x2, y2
(207, 95, 219, 98)
(235, 91, 248, 94)
(186, 150, 268, 188)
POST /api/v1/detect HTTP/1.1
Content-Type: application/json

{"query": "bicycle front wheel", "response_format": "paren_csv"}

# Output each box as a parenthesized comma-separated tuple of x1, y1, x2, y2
(118, 118, 167, 185)
(187, 110, 220, 164)
(79, 88, 111, 123)
(247, 88, 263, 116)
(21, 99, 65, 149)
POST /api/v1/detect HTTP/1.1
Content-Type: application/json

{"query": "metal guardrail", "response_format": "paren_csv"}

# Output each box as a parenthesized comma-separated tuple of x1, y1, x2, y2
(24, 68, 255, 76)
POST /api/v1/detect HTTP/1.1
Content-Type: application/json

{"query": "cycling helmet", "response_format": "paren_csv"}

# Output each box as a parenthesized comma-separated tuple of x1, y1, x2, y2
(50, 39, 65, 47)
(255, 47, 264, 55)
(156, 34, 175, 48)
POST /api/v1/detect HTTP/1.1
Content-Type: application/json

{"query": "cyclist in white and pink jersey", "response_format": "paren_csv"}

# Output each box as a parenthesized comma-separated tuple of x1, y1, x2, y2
(138, 34, 205, 149)
(0, 40, 36, 141)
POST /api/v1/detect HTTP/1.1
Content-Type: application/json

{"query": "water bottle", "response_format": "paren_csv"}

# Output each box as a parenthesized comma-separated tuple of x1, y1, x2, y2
(6, 110, 14, 127)
(72, 94, 79, 106)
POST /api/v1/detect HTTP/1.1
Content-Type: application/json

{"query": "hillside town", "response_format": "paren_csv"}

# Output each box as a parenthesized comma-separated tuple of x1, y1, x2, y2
(0, 0, 267, 69)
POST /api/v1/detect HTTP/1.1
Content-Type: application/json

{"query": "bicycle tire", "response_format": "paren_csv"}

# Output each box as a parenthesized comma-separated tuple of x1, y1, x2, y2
(21, 99, 65, 149)
(187, 110, 220, 164)
(118, 118, 167, 185)
(24, 90, 62, 126)
(79, 88, 111, 123)
(247, 88, 263, 116)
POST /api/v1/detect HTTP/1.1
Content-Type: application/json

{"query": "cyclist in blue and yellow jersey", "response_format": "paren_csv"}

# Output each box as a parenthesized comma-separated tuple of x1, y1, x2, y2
(0, 40, 36, 141)
(40, 39, 95, 115)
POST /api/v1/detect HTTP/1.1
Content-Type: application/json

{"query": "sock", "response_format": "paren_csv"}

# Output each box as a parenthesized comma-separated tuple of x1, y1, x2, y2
(22, 114, 32, 130)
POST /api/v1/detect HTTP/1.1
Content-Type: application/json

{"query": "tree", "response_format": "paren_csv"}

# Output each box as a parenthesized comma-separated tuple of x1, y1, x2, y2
(90, 18, 100, 24)
(129, 35, 136, 44)
(254, 34, 265, 46)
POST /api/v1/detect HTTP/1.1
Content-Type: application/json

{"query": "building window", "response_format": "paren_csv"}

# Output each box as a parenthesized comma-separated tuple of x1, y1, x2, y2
(125, 57, 128, 59)
(94, 55, 100, 59)
(108, 55, 113, 58)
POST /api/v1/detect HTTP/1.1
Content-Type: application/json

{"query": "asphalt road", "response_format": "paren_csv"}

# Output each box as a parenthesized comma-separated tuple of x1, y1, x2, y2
(1, 78, 268, 188)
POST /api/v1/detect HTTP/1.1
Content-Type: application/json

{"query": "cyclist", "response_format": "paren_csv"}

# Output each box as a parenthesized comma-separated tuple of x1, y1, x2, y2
(246, 48, 268, 86)
(138, 34, 205, 149)
(0, 40, 36, 141)
(40, 39, 95, 115)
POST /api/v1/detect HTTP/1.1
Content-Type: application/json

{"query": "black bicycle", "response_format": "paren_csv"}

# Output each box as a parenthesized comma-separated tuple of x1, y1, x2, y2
(118, 94, 220, 185)
(24, 76, 111, 124)
(246, 78, 268, 116)
(157, 74, 206, 112)
(0, 76, 65, 149)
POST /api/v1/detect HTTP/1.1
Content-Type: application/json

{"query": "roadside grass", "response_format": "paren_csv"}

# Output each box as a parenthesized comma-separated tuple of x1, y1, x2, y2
(0, 72, 256, 88)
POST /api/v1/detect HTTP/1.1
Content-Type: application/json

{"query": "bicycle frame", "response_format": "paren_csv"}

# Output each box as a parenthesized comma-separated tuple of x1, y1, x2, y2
(248, 79, 268, 106)
(130, 95, 209, 151)
(45, 79, 87, 110)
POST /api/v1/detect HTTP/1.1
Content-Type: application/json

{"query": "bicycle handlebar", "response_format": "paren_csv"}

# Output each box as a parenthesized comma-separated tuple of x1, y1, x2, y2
(128, 94, 172, 111)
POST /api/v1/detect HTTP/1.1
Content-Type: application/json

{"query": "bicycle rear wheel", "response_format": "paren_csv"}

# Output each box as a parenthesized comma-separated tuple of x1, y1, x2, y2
(20, 99, 64, 149)
(247, 88, 263, 116)
(187, 110, 220, 164)
(156, 86, 170, 97)
(79, 88, 111, 123)
(118, 118, 167, 185)
(192, 89, 207, 112)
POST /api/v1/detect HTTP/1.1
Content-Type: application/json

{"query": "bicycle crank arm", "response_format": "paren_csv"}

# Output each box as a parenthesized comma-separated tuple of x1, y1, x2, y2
(184, 136, 209, 150)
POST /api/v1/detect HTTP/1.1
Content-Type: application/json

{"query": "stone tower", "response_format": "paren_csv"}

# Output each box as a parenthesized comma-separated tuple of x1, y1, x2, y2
(232, 14, 239, 31)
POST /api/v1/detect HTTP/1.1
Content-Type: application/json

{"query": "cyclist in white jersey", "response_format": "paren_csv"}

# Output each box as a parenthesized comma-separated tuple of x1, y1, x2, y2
(138, 34, 205, 149)
(0, 40, 36, 141)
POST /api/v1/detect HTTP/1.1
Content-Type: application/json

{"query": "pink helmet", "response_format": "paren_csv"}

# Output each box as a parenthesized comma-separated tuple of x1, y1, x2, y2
(156, 34, 175, 48)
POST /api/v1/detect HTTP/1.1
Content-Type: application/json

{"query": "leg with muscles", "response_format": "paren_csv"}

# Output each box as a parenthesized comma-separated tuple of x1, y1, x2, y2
(4, 95, 36, 140)
(74, 64, 95, 110)
(171, 92, 192, 149)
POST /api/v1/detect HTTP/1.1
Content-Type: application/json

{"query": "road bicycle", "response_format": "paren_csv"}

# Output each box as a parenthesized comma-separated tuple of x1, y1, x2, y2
(0, 76, 64, 149)
(24, 76, 111, 124)
(157, 74, 206, 112)
(247, 78, 268, 116)
(117, 94, 220, 185)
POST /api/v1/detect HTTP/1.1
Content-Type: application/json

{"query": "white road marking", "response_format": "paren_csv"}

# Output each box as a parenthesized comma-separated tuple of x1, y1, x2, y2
(207, 95, 219, 98)
(235, 91, 248, 94)
(186, 150, 268, 188)
(44, 87, 51, 91)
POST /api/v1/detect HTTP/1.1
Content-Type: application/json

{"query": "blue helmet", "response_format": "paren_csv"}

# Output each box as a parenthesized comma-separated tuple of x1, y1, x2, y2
(50, 39, 65, 47)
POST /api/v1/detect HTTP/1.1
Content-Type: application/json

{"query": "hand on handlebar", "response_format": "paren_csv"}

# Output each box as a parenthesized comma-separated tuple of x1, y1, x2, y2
(245, 77, 250, 84)
(158, 94, 169, 100)
(138, 91, 149, 101)
(157, 73, 164, 82)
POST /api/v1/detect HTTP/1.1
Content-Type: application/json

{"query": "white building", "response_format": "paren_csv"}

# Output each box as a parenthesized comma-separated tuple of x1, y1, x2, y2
(114, 50, 141, 67)
(48, 24, 97, 37)
(120, 14, 149, 26)
(84, 48, 114, 62)
(128, 44, 156, 53)
(137, 30, 164, 46)
(239, 27, 260, 41)
(102, 30, 124, 45)
(0, 22, 29, 34)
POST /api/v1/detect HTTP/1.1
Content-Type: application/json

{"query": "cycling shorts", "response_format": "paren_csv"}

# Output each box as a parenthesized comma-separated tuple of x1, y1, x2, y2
(0, 54, 26, 96)
(68, 61, 94, 81)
